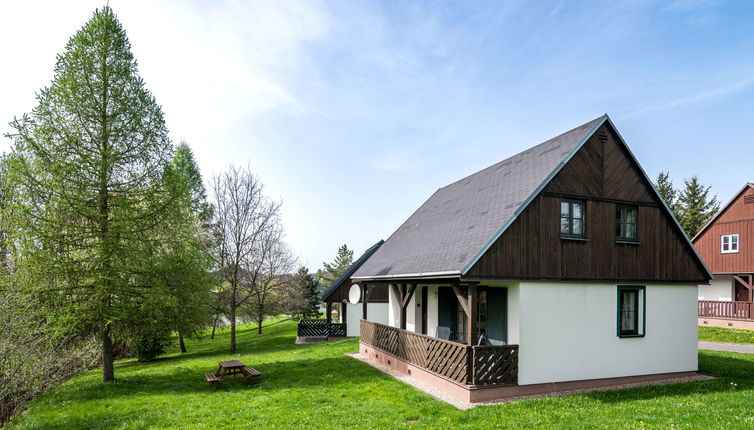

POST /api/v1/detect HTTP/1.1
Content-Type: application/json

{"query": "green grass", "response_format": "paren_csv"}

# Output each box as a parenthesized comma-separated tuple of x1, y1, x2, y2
(699, 326, 754, 344)
(8, 321, 754, 429)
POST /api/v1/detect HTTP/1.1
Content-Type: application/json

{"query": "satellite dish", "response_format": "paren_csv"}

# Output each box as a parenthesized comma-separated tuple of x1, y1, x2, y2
(348, 284, 362, 305)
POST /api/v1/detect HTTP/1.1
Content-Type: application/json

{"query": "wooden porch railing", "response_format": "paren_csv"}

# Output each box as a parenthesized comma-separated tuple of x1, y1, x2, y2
(360, 319, 518, 386)
(297, 319, 347, 337)
(698, 300, 754, 320)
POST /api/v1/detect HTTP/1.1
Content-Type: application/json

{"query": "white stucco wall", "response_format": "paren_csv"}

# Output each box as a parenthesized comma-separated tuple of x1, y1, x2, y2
(346, 302, 388, 337)
(426, 285, 439, 337)
(388, 285, 400, 327)
(698, 275, 733, 301)
(505, 283, 520, 345)
(516, 282, 698, 385)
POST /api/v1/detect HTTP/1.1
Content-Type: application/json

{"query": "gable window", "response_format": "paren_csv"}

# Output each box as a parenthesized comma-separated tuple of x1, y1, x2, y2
(560, 199, 585, 238)
(616, 205, 638, 242)
(617, 286, 645, 338)
(721, 234, 739, 254)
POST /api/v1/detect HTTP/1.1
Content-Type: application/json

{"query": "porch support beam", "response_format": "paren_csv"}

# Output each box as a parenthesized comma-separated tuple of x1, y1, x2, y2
(398, 284, 417, 330)
(467, 285, 477, 346)
(326, 302, 332, 325)
(362, 283, 370, 320)
(734, 275, 754, 302)
(341, 300, 347, 324)
(451, 284, 470, 316)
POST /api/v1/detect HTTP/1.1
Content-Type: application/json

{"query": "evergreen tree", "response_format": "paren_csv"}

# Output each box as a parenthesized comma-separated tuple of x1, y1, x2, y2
(654, 171, 680, 218)
(319, 244, 353, 287)
(4, 7, 176, 381)
(160, 143, 215, 354)
(283, 267, 321, 319)
(677, 175, 720, 237)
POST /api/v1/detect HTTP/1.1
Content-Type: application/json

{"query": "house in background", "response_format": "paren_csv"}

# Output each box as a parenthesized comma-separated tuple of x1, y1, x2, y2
(694, 183, 754, 329)
(352, 114, 712, 403)
(297, 240, 389, 341)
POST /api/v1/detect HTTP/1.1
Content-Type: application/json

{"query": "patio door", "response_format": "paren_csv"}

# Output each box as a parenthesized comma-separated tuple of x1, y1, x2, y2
(480, 288, 507, 345)
(438, 287, 465, 342)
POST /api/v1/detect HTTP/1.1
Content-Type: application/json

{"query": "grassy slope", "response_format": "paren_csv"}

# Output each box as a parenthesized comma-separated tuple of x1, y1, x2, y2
(8, 320, 754, 429)
(699, 326, 754, 344)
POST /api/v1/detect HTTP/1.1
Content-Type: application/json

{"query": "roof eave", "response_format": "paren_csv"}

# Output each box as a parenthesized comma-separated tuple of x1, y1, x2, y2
(351, 271, 461, 282)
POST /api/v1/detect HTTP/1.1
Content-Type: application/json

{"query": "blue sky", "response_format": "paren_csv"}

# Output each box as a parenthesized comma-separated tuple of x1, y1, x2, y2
(1, 0, 753, 268)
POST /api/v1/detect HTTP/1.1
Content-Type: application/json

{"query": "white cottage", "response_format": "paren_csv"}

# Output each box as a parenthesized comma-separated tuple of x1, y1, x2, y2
(351, 115, 712, 402)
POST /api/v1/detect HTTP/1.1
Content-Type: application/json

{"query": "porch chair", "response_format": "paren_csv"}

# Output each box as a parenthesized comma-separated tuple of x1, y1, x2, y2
(436, 326, 450, 340)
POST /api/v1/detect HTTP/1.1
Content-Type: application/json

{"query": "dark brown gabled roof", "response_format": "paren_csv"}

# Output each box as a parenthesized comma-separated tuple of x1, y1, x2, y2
(353, 114, 712, 281)
(353, 116, 605, 280)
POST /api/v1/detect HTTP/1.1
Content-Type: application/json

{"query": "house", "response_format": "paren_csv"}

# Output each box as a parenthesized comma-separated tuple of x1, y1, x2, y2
(351, 114, 712, 403)
(694, 183, 754, 329)
(296, 240, 389, 341)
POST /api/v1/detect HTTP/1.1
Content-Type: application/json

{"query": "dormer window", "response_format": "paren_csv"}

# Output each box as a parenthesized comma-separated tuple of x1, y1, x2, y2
(721, 234, 739, 254)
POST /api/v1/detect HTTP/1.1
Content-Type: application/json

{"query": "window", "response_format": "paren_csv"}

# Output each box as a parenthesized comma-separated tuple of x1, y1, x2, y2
(721, 234, 739, 254)
(560, 199, 586, 238)
(617, 286, 645, 337)
(615, 205, 638, 241)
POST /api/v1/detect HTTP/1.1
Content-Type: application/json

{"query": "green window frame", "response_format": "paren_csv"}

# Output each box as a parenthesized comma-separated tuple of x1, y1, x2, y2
(616, 205, 638, 242)
(617, 286, 645, 338)
(560, 199, 586, 239)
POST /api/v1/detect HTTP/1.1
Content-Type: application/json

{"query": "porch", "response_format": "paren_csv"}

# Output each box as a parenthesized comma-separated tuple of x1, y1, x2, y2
(359, 319, 518, 386)
(698, 300, 754, 330)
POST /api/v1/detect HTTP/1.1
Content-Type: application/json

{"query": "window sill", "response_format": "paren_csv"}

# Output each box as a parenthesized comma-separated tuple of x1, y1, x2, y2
(721, 251, 739, 254)
(616, 240, 640, 245)
(618, 334, 645, 339)
(561, 236, 588, 242)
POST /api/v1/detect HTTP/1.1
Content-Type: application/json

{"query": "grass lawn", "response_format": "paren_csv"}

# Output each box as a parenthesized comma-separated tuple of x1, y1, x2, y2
(8, 320, 754, 429)
(699, 326, 754, 344)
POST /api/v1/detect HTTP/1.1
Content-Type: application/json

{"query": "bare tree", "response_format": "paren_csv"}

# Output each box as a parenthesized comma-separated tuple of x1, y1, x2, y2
(242, 225, 295, 334)
(212, 165, 292, 353)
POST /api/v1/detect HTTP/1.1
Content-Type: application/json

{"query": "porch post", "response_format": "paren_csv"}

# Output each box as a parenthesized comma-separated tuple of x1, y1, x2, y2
(397, 284, 417, 330)
(341, 300, 347, 323)
(400, 284, 407, 329)
(467, 285, 477, 346)
(362, 283, 369, 320)
(326, 301, 332, 325)
(734, 275, 754, 302)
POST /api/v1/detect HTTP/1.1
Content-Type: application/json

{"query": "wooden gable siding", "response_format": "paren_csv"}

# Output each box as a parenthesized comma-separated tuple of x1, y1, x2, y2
(466, 124, 708, 283)
(543, 126, 655, 203)
(693, 187, 754, 274)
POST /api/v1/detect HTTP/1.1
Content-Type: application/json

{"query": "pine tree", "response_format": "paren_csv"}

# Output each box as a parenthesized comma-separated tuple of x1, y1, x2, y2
(284, 267, 321, 318)
(5, 7, 175, 381)
(319, 244, 354, 288)
(677, 176, 720, 237)
(654, 171, 680, 218)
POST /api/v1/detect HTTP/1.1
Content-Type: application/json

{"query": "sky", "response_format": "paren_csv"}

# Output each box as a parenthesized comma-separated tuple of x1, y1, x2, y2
(1, 0, 753, 269)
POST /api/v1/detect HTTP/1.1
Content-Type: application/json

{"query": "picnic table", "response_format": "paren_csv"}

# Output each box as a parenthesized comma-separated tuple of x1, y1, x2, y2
(205, 359, 261, 392)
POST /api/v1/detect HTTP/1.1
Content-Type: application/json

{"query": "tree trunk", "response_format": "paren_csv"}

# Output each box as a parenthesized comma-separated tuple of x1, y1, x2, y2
(210, 314, 219, 340)
(257, 317, 263, 335)
(102, 326, 115, 382)
(178, 331, 186, 353)
(230, 300, 237, 354)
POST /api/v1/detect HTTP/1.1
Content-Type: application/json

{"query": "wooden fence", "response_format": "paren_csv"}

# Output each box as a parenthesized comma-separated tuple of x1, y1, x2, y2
(297, 319, 347, 337)
(360, 319, 517, 386)
(698, 300, 754, 320)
